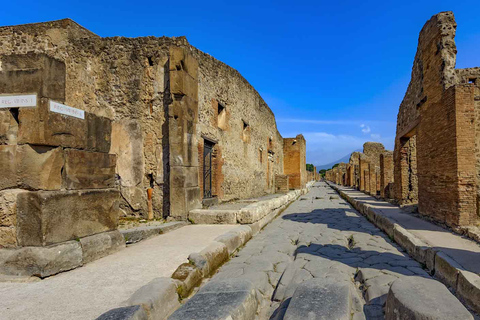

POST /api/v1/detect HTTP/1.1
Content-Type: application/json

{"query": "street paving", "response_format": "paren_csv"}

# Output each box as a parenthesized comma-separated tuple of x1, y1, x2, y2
(209, 182, 432, 319)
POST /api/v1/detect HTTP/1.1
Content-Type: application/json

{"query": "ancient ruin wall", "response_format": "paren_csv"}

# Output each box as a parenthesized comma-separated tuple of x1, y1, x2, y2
(0, 19, 182, 218)
(394, 11, 479, 226)
(283, 135, 307, 189)
(190, 46, 284, 202)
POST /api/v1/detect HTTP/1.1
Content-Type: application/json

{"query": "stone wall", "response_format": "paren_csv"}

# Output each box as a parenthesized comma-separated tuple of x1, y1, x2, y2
(283, 135, 307, 189)
(394, 11, 479, 227)
(0, 53, 119, 249)
(0, 18, 307, 225)
(380, 151, 394, 199)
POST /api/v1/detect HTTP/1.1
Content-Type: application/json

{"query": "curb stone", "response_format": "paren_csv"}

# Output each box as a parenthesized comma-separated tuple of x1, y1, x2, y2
(329, 183, 480, 314)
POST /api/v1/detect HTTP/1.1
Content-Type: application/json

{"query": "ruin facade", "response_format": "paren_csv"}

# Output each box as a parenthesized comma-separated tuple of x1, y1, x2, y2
(394, 11, 480, 227)
(325, 142, 394, 201)
(0, 19, 309, 274)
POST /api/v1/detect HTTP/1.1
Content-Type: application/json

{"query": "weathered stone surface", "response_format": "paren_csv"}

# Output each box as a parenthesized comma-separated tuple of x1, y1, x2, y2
(456, 270, 480, 314)
(63, 149, 116, 189)
(385, 277, 473, 320)
(96, 305, 148, 320)
(126, 277, 180, 320)
(189, 209, 237, 224)
(214, 226, 252, 254)
(172, 263, 203, 298)
(0, 189, 26, 248)
(80, 231, 125, 264)
(86, 112, 112, 153)
(16, 189, 120, 246)
(0, 240, 82, 277)
(169, 279, 257, 320)
(190, 241, 229, 276)
(17, 145, 64, 190)
(434, 251, 462, 288)
(18, 98, 88, 149)
(283, 278, 351, 320)
(0, 110, 18, 145)
(0, 144, 64, 191)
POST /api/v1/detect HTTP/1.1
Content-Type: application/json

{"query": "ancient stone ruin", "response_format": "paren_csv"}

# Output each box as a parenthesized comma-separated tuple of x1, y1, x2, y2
(326, 11, 480, 232)
(0, 19, 309, 276)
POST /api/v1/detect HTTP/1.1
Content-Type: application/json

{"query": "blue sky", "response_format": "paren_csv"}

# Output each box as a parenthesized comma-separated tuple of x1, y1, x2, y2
(2, 1, 480, 166)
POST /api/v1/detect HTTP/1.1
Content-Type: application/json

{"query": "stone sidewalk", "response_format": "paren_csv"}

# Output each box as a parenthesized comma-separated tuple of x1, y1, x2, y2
(170, 182, 473, 319)
(331, 183, 480, 314)
(0, 224, 237, 320)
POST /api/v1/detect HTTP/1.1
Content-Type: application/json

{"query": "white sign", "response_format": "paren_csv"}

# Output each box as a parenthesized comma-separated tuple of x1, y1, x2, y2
(49, 101, 85, 120)
(0, 94, 37, 108)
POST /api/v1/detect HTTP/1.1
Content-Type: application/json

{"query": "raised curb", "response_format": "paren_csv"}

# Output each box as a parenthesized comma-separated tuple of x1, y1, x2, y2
(329, 182, 480, 314)
(187, 182, 314, 226)
(120, 221, 188, 244)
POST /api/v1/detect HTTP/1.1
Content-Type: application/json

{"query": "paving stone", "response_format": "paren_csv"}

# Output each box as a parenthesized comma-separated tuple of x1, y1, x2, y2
(95, 305, 147, 320)
(385, 277, 473, 320)
(283, 278, 351, 320)
(169, 279, 257, 320)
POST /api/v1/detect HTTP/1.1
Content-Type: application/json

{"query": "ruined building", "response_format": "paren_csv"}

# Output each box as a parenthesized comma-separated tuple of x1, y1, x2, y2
(394, 11, 480, 228)
(325, 142, 394, 200)
(0, 19, 308, 275)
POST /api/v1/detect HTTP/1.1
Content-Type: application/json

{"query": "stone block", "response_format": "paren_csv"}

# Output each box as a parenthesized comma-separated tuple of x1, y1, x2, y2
(80, 230, 125, 264)
(457, 270, 480, 314)
(284, 278, 351, 320)
(0, 145, 64, 191)
(63, 149, 116, 189)
(385, 277, 473, 320)
(18, 98, 88, 149)
(0, 240, 82, 277)
(0, 145, 16, 190)
(110, 120, 144, 187)
(16, 189, 120, 246)
(434, 251, 462, 289)
(0, 189, 27, 248)
(188, 241, 229, 277)
(375, 214, 395, 238)
(121, 186, 146, 212)
(0, 110, 18, 145)
(86, 113, 112, 153)
(169, 279, 257, 320)
(17, 145, 64, 190)
(185, 186, 201, 213)
(0, 53, 66, 101)
(120, 221, 187, 244)
(188, 209, 237, 224)
(126, 277, 180, 320)
(172, 263, 203, 298)
(96, 305, 148, 320)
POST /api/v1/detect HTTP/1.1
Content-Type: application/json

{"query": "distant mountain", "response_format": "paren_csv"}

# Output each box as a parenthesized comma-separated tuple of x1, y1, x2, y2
(316, 149, 362, 170)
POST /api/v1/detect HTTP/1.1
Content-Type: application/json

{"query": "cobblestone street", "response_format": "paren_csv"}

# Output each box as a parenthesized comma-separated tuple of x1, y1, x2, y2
(184, 182, 472, 319)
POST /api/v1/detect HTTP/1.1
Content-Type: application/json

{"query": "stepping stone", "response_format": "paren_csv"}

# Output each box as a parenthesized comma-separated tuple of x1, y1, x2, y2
(169, 279, 257, 320)
(385, 277, 473, 320)
(283, 278, 351, 320)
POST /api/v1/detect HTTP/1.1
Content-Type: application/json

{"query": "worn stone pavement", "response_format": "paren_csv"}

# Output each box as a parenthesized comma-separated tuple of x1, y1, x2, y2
(207, 182, 457, 319)
(0, 224, 237, 320)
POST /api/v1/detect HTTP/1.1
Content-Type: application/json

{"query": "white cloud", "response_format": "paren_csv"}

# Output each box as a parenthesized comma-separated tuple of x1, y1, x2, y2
(370, 133, 381, 140)
(360, 124, 371, 134)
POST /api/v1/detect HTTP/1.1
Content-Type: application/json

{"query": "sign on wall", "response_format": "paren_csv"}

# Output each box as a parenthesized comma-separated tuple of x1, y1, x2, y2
(49, 100, 85, 120)
(0, 94, 37, 108)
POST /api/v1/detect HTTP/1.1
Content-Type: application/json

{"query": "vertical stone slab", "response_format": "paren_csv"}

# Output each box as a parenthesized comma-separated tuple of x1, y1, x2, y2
(168, 47, 201, 219)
